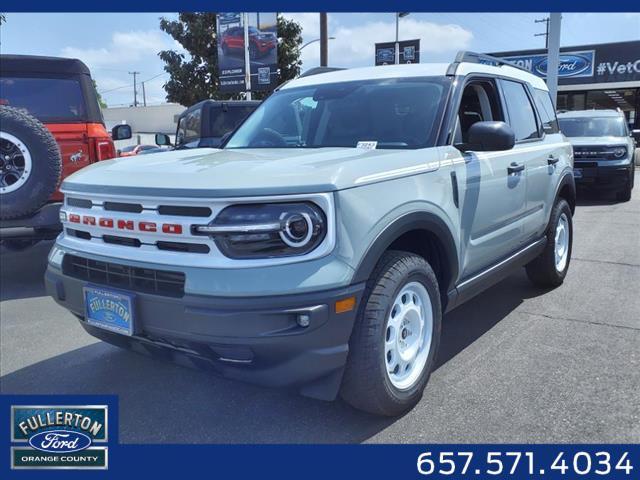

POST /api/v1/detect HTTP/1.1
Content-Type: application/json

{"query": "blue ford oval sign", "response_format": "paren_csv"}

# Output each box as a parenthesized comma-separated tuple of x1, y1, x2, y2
(535, 54, 592, 78)
(28, 429, 92, 453)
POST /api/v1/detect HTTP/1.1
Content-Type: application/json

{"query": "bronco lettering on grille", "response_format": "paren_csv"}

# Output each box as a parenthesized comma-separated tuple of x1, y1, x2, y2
(68, 215, 182, 234)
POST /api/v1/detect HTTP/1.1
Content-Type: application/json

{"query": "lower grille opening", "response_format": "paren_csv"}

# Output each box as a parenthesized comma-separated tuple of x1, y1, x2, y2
(62, 254, 185, 297)
(103, 235, 142, 248)
(156, 241, 210, 254)
(67, 228, 91, 240)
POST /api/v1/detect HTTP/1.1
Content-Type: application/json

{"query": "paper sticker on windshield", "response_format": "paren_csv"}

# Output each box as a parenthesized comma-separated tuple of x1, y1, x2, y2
(356, 141, 377, 150)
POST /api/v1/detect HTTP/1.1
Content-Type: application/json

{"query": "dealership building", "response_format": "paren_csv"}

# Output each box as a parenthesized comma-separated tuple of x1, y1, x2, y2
(492, 40, 640, 129)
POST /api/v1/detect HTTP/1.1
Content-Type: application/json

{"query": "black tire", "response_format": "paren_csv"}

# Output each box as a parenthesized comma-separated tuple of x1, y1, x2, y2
(340, 251, 442, 416)
(616, 171, 633, 202)
(525, 199, 573, 288)
(0, 239, 38, 252)
(0, 106, 61, 219)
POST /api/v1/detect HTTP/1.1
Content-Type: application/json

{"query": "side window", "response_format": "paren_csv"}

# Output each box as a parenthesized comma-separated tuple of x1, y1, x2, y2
(454, 80, 504, 144)
(533, 88, 559, 134)
(501, 80, 539, 141)
(176, 117, 186, 145)
(183, 108, 202, 141)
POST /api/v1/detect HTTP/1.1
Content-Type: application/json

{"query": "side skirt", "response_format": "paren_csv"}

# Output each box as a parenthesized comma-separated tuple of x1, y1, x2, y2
(445, 236, 547, 313)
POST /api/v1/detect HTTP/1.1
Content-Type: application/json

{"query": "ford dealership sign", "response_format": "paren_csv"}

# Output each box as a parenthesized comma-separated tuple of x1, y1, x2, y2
(500, 50, 595, 79)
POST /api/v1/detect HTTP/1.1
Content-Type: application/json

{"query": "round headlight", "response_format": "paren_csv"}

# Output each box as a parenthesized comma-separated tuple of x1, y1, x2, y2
(613, 147, 626, 158)
(280, 212, 313, 247)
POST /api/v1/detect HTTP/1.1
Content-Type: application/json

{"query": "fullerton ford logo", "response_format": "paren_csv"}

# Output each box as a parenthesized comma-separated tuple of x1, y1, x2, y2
(28, 430, 92, 453)
(535, 54, 592, 77)
(11, 405, 109, 470)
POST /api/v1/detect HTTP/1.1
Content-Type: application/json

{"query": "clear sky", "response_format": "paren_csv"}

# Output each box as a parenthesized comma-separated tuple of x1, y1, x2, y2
(1, 12, 638, 107)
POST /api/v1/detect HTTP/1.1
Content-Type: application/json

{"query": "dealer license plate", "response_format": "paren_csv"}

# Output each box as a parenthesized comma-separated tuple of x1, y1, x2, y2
(84, 286, 135, 336)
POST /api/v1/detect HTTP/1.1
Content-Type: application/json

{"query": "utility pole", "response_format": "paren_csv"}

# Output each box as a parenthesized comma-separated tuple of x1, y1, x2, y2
(128, 71, 140, 107)
(320, 13, 328, 67)
(395, 13, 410, 65)
(243, 12, 252, 100)
(535, 17, 550, 49)
(546, 13, 562, 107)
(141, 81, 147, 107)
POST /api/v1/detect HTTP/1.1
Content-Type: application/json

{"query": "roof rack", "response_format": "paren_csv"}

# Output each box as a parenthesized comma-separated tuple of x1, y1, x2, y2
(298, 66, 346, 78)
(446, 51, 530, 76)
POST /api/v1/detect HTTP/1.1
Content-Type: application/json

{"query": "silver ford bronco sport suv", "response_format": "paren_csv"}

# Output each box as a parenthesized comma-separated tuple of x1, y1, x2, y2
(558, 109, 635, 202)
(46, 52, 575, 416)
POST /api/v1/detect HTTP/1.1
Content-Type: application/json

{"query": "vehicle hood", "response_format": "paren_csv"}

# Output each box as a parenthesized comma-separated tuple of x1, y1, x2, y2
(566, 136, 629, 146)
(62, 147, 441, 198)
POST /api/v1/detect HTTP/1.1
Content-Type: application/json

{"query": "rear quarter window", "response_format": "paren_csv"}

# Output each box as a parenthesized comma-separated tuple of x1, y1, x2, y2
(0, 76, 87, 122)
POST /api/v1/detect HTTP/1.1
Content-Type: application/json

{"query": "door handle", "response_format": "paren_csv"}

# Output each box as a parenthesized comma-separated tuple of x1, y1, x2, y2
(547, 155, 560, 165)
(508, 162, 525, 174)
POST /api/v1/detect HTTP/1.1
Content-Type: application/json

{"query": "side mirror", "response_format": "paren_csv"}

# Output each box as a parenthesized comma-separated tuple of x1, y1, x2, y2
(465, 121, 515, 152)
(111, 124, 132, 141)
(155, 133, 172, 146)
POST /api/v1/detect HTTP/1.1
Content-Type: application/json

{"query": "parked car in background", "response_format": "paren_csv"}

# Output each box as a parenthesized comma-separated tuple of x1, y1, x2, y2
(155, 100, 259, 150)
(558, 109, 635, 201)
(0, 54, 130, 251)
(118, 144, 159, 157)
(220, 26, 277, 59)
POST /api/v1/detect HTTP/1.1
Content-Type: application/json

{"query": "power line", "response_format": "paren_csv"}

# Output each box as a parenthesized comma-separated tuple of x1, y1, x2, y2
(98, 84, 132, 95)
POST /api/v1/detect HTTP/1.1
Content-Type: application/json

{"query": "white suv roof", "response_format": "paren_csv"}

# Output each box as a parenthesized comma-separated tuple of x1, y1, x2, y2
(284, 51, 548, 91)
(557, 109, 624, 118)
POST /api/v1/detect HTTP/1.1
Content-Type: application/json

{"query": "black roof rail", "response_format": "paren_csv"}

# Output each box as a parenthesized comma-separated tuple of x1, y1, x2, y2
(298, 66, 346, 78)
(446, 51, 530, 76)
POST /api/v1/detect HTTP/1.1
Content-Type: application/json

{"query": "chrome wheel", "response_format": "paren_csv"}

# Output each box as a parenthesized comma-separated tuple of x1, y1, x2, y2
(384, 281, 433, 390)
(554, 212, 569, 272)
(0, 132, 32, 194)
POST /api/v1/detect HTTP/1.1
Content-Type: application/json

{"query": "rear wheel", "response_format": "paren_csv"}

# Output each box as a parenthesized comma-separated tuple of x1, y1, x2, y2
(525, 198, 573, 288)
(340, 251, 441, 416)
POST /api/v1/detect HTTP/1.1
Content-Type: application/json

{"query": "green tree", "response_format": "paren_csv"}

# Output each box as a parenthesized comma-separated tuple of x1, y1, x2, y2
(159, 13, 302, 106)
(92, 80, 108, 109)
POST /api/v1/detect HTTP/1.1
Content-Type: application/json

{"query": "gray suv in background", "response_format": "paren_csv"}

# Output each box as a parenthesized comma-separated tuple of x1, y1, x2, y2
(46, 52, 575, 416)
(558, 109, 635, 201)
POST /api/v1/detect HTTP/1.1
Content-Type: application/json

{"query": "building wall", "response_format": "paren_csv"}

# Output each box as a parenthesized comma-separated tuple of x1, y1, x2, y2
(103, 104, 185, 135)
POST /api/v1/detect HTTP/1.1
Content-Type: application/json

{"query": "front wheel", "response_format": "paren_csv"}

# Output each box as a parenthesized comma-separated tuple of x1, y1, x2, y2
(525, 198, 573, 288)
(340, 251, 441, 416)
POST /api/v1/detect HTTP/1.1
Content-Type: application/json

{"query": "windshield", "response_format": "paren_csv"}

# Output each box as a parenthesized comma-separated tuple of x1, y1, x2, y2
(0, 76, 87, 122)
(225, 77, 450, 150)
(559, 116, 627, 137)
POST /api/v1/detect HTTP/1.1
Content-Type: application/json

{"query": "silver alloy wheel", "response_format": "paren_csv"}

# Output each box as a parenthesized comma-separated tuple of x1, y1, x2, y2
(384, 281, 433, 390)
(554, 212, 570, 272)
(0, 132, 32, 194)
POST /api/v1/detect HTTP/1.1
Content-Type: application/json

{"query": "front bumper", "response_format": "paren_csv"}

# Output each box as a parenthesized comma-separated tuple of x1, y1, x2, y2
(574, 162, 633, 189)
(45, 264, 365, 401)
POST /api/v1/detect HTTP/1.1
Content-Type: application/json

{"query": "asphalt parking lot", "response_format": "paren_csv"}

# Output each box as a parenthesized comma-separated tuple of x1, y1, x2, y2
(1, 172, 639, 444)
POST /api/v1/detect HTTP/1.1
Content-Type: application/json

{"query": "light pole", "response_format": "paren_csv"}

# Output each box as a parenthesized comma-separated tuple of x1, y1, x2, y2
(395, 12, 410, 65)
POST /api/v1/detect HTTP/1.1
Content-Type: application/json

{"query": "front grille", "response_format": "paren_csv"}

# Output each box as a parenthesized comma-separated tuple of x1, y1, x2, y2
(63, 254, 185, 297)
(103, 201, 143, 213)
(573, 146, 626, 160)
(158, 205, 212, 217)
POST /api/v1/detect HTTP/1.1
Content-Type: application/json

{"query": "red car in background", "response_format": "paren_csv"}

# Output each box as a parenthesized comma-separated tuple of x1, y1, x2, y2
(220, 26, 277, 59)
(0, 54, 131, 250)
(118, 144, 159, 157)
